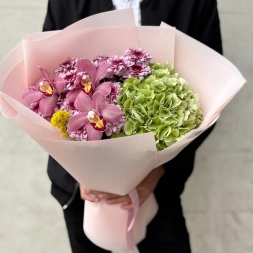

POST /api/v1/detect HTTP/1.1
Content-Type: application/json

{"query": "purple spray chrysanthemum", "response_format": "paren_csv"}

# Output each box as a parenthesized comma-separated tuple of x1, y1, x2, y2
(29, 100, 40, 113)
(68, 126, 88, 141)
(106, 56, 128, 78)
(55, 57, 78, 90)
(124, 48, 152, 65)
(93, 55, 110, 68)
(105, 115, 126, 136)
(123, 64, 152, 79)
(106, 82, 122, 103)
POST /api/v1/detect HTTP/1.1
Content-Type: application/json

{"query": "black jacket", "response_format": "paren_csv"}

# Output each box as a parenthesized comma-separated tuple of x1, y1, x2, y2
(43, 0, 222, 207)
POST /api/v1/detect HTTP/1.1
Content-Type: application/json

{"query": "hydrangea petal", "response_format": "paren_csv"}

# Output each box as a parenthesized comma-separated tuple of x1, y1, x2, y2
(92, 91, 106, 113)
(101, 104, 124, 123)
(68, 113, 88, 132)
(39, 94, 58, 116)
(86, 123, 103, 141)
(74, 92, 93, 112)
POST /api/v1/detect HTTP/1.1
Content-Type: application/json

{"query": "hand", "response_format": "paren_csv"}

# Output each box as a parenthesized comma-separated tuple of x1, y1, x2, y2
(79, 184, 100, 202)
(106, 165, 165, 210)
(80, 165, 165, 210)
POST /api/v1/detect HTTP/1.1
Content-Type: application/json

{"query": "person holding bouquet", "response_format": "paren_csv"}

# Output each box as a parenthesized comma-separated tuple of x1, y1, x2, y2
(43, 1, 222, 252)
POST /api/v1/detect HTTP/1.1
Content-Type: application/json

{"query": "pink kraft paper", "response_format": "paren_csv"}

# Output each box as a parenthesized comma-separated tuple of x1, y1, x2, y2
(0, 9, 246, 252)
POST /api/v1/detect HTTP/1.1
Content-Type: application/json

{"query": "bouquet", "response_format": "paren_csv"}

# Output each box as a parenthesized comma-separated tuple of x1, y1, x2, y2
(22, 49, 203, 152)
(0, 9, 245, 253)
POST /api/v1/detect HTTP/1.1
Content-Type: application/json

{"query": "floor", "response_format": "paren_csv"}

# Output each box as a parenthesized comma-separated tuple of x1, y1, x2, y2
(0, 0, 252, 252)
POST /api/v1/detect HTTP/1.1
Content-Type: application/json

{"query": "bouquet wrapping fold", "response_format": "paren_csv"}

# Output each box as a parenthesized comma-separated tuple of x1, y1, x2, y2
(0, 9, 245, 253)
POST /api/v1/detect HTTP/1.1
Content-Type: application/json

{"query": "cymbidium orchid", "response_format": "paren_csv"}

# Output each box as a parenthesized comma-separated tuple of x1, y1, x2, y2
(65, 59, 110, 104)
(22, 67, 65, 116)
(74, 59, 107, 95)
(68, 91, 124, 140)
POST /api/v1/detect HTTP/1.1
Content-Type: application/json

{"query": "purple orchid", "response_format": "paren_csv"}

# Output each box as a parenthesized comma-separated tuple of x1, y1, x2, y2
(22, 67, 65, 117)
(68, 91, 124, 140)
(74, 59, 107, 95)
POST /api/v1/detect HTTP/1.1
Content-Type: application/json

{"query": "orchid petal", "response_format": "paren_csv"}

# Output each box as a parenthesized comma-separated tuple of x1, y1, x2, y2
(39, 94, 58, 116)
(66, 90, 80, 102)
(68, 113, 88, 132)
(54, 76, 66, 94)
(22, 90, 43, 102)
(77, 59, 96, 81)
(74, 91, 93, 112)
(95, 62, 108, 87)
(92, 91, 106, 113)
(101, 104, 124, 123)
(95, 82, 112, 96)
(34, 77, 45, 89)
(39, 66, 53, 83)
(74, 75, 82, 89)
(86, 123, 103, 141)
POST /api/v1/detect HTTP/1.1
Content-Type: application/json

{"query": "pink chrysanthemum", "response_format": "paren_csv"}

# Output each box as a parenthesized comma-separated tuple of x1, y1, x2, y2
(106, 56, 128, 78)
(105, 115, 126, 136)
(29, 100, 40, 113)
(123, 64, 152, 79)
(55, 57, 78, 90)
(59, 101, 76, 111)
(68, 126, 88, 141)
(93, 55, 110, 68)
(124, 48, 152, 65)
(106, 82, 121, 103)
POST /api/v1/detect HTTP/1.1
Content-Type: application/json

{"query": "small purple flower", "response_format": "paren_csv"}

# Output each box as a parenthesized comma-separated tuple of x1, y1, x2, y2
(107, 82, 121, 103)
(123, 64, 152, 80)
(105, 115, 126, 136)
(55, 57, 78, 90)
(106, 56, 128, 78)
(93, 55, 109, 68)
(29, 100, 40, 113)
(68, 126, 88, 141)
(124, 48, 152, 65)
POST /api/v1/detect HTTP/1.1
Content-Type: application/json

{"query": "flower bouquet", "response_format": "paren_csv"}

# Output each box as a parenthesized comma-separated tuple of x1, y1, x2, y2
(0, 9, 245, 253)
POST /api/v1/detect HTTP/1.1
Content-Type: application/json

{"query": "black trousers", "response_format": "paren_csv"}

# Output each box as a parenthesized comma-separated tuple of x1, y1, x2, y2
(63, 154, 195, 253)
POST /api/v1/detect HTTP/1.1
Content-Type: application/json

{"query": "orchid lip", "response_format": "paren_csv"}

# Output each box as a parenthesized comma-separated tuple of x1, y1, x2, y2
(87, 111, 106, 131)
(81, 75, 93, 95)
(39, 81, 54, 97)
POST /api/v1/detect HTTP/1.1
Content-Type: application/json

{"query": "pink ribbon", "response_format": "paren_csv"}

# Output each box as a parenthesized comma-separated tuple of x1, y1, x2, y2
(126, 188, 139, 252)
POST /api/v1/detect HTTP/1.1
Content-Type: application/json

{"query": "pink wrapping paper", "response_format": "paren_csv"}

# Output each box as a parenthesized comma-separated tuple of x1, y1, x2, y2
(0, 9, 246, 252)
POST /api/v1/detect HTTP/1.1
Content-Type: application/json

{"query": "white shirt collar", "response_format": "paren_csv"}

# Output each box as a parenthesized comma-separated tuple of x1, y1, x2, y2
(112, 0, 143, 26)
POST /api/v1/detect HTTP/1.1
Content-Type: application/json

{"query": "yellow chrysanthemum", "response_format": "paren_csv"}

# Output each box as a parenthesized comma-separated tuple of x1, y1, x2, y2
(50, 110, 71, 137)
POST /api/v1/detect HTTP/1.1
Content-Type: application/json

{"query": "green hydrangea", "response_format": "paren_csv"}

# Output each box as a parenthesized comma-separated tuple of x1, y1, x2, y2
(112, 62, 203, 151)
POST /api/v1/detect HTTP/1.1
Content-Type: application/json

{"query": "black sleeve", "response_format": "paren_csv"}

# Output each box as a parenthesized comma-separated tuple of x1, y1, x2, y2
(196, 0, 223, 54)
(42, 1, 56, 32)
(180, 0, 222, 154)
(164, 0, 223, 163)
